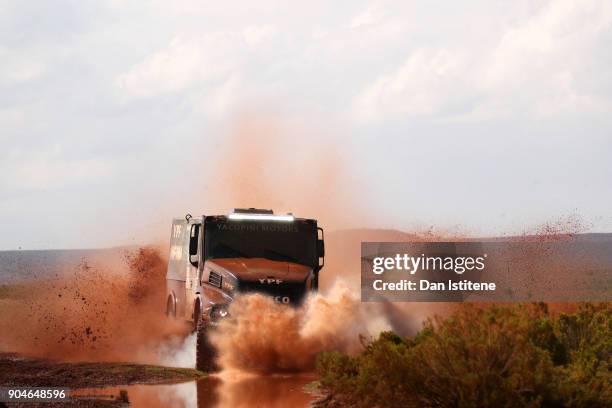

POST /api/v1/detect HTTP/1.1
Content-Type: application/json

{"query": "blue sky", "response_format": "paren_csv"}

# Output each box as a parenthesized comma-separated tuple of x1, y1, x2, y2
(1, 0, 611, 249)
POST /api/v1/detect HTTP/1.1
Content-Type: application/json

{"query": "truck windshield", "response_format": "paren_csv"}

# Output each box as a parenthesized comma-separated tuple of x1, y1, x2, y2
(204, 219, 317, 267)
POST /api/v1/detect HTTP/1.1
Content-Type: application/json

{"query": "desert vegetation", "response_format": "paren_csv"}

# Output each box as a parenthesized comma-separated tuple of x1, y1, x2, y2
(316, 302, 611, 408)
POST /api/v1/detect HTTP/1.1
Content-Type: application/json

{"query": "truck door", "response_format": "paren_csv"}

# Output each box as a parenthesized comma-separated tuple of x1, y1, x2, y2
(185, 221, 201, 320)
(166, 218, 189, 319)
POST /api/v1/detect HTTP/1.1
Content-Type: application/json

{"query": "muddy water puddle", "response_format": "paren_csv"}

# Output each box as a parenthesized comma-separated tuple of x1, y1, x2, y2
(72, 374, 319, 407)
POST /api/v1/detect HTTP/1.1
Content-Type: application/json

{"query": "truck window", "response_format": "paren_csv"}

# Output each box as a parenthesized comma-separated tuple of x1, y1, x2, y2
(204, 220, 317, 268)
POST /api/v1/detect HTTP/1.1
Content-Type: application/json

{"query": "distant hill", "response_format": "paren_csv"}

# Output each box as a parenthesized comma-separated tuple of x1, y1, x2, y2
(0, 247, 137, 283)
(2, 231, 610, 286)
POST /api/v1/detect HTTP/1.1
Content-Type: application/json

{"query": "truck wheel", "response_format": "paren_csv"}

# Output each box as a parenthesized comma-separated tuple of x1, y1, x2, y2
(196, 318, 219, 372)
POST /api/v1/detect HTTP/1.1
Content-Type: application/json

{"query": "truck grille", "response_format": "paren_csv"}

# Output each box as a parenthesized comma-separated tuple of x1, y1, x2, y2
(209, 271, 222, 288)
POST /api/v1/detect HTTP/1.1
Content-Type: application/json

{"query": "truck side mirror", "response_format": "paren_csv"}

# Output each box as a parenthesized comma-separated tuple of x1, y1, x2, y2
(189, 224, 200, 268)
(317, 227, 325, 258)
(317, 227, 325, 270)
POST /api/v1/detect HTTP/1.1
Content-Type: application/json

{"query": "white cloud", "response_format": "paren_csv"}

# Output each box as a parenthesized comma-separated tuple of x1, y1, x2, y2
(484, 0, 612, 88)
(0, 148, 113, 193)
(0, 107, 26, 132)
(115, 34, 238, 98)
(353, 0, 612, 121)
(199, 74, 243, 117)
(350, 4, 385, 28)
(352, 48, 466, 120)
(475, 0, 612, 118)
(2, 0, 612, 247)
(242, 25, 277, 46)
(0, 46, 46, 85)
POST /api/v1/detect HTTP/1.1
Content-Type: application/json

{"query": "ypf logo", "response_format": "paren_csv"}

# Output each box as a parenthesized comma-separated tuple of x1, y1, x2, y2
(259, 278, 283, 284)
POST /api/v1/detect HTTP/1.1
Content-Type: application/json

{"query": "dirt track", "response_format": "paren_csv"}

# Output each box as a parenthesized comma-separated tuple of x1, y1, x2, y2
(0, 353, 203, 388)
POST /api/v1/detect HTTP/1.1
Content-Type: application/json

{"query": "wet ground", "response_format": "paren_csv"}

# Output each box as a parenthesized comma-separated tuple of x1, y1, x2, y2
(0, 353, 203, 388)
(0, 354, 319, 407)
(71, 375, 318, 407)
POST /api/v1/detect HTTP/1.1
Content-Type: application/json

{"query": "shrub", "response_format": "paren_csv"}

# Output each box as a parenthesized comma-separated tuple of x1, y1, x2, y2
(554, 303, 611, 407)
(316, 303, 611, 408)
(317, 351, 359, 395)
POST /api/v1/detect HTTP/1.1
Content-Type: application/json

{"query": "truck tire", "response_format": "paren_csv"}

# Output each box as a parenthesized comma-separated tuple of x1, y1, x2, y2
(196, 317, 219, 372)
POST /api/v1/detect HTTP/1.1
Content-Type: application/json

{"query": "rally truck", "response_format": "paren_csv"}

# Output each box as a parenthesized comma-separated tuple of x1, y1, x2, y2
(165, 208, 325, 371)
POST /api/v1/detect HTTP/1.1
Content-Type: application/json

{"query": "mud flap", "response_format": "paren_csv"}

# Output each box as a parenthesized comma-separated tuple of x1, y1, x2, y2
(196, 318, 219, 372)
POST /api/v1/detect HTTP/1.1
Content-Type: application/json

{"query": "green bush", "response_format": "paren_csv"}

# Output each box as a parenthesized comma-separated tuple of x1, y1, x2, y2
(553, 304, 611, 407)
(316, 303, 611, 408)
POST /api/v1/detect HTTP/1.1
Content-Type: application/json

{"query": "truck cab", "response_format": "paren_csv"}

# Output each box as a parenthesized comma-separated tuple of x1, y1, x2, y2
(165, 208, 325, 327)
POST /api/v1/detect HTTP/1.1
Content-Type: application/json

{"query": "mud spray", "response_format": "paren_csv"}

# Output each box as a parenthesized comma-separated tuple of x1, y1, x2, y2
(0, 114, 590, 374)
(195, 115, 590, 373)
(195, 115, 439, 372)
(0, 248, 190, 364)
(210, 282, 390, 373)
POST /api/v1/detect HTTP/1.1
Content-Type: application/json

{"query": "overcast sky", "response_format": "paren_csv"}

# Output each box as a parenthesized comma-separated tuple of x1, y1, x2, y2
(1, 0, 611, 249)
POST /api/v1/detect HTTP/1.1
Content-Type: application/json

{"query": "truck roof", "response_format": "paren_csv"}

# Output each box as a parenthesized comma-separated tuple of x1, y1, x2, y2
(174, 209, 318, 224)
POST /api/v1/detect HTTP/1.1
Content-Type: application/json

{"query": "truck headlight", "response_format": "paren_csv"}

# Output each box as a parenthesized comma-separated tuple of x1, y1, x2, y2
(210, 305, 230, 321)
